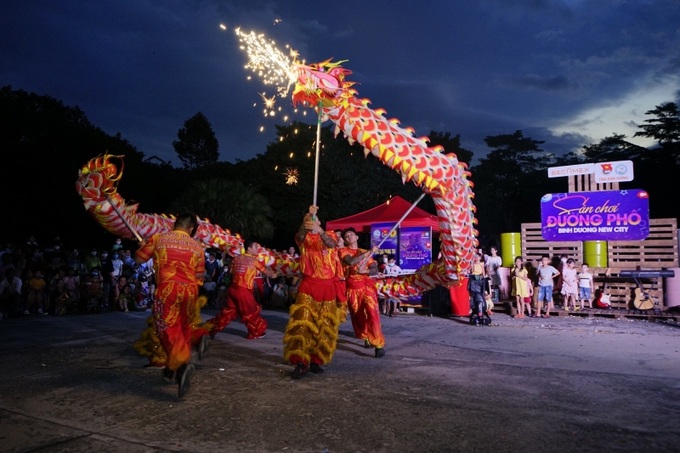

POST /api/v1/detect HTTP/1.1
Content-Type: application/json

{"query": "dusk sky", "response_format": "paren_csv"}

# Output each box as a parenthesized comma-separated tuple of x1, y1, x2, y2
(2, 1, 679, 166)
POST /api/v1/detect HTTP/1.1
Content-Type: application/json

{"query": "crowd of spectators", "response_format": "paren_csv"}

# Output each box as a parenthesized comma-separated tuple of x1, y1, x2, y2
(0, 235, 154, 319)
(0, 236, 305, 320)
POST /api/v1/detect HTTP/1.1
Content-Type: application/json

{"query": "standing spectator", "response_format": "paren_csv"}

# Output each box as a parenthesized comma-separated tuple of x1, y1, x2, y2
(484, 246, 503, 298)
(111, 238, 124, 254)
(121, 249, 135, 277)
(204, 252, 221, 283)
(83, 249, 101, 273)
(561, 258, 579, 311)
(62, 268, 80, 306)
(511, 256, 530, 318)
(25, 270, 48, 315)
(110, 252, 123, 282)
(536, 255, 560, 318)
(283, 206, 343, 378)
(383, 256, 402, 317)
(100, 251, 115, 309)
(340, 227, 386, 358)
(0, 268, 22, 319)
(66, 248, 82, 274)
(135, 213, 210, 398)
(113, 275, 130, 312)
(207, 239, 276, 339)
(578, 263, 594, 310)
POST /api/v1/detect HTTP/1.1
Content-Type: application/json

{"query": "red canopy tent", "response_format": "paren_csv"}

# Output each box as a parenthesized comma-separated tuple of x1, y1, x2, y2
(326, 196, 440, 233)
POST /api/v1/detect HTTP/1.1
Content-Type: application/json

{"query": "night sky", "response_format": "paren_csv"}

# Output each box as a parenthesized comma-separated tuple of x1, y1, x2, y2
(2, 0, 679, 166)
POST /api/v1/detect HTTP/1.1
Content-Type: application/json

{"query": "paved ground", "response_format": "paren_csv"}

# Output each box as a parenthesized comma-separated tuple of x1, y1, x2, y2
(1, 307, 679, 453)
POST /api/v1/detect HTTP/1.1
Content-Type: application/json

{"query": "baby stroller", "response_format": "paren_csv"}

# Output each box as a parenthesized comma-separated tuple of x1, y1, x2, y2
(468, 276, 492, 326)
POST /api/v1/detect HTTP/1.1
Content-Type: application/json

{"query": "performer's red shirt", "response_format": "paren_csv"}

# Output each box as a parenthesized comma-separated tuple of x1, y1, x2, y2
(230, 254, 266, 290)
(296, 232, 338, 280)
(339, 247, 376, 285)
(136, 230, 205, 286)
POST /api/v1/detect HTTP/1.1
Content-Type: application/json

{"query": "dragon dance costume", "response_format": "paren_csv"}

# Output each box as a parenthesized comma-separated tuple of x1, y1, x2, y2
(339, 248, 385, 349)
(208, 253, 268, 339)
(283, 231, 343, 367)
(133, 294, 210, 367)
(135, 230, 208, 372)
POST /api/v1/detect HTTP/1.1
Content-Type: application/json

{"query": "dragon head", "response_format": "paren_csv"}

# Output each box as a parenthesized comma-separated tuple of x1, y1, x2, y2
(292, 58, 353, 108)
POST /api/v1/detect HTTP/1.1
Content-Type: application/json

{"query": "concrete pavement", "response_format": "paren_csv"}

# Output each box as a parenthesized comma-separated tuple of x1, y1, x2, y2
(1, 308, 679, 452)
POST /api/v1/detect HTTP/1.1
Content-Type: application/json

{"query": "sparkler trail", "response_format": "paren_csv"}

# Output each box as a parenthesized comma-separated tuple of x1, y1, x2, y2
(234, 28, 297, 102)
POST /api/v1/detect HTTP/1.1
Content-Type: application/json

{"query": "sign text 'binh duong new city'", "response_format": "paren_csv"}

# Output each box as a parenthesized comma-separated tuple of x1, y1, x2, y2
(540, 190, 650, 241)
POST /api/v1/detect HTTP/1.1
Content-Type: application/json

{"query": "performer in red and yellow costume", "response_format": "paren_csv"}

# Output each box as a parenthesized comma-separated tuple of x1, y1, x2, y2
(135, 213, 209, 398)
(133, 294, 211, 368)
(283, 206, 343, 378)
(339, 228, 386, 358)
(208, 239, 276, 339)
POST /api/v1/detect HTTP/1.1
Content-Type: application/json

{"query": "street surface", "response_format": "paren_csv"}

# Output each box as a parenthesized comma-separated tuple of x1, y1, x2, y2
(1, 308, 679, 452)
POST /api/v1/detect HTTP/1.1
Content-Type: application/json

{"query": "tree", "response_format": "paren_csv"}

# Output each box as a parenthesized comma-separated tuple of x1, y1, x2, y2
(171, 179, 274, 242)
(0, 86, 146, 246)
(427, 131, 474, 165)
(581, 134, 646, 162)
(173, 112, 219, 170)
(634, 102, 680, 145)
(472, 130, 552, 235)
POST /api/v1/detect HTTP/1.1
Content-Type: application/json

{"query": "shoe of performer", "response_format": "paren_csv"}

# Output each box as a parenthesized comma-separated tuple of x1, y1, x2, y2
(363, 339, 371, 349)
(176, 363, 195, 398)
(310, 363, 324, 374)
(291, 362, 308, 379)
(161, 367, 175, 384)
(198, 334, 210, 361)
(374, 347, 386, 358)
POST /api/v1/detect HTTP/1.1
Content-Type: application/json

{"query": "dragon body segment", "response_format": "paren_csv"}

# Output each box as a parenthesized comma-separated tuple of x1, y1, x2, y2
(292, 60, 478, 277)
(75, 59, 478, 299)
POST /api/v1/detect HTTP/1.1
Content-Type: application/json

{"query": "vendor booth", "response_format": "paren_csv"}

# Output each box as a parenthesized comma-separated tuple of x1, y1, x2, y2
(327, 196, 440, 308)
(326, 196, 439, 234)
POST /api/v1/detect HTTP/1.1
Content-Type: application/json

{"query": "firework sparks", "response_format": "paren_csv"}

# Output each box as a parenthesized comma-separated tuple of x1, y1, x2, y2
(235, 28, 296, 99)
(284, 167, 299, 185)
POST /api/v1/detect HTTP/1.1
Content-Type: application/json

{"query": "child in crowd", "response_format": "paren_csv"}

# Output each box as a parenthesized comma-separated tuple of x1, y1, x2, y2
(536, 255, 560, 318)
(578, 263, 594, 309)
(511, 256, 529, 318)
(561, 258, 579, 310)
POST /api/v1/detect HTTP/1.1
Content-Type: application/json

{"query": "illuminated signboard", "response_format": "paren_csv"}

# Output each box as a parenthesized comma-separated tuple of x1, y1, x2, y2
(540, 189, 649, 241)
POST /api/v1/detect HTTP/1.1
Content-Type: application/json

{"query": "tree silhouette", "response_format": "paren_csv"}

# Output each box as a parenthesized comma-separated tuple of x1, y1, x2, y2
(634, 102, 680, 145)
(173, 112, 219, 170)
(171, 179, 274, 242)
(472, 130, 553, 234)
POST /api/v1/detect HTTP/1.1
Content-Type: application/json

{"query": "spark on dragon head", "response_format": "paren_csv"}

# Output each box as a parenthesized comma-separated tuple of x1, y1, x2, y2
(224, 25, 310, 133)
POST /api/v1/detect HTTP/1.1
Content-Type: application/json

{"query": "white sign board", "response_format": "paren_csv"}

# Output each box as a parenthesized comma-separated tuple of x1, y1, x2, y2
(547, 163, 594, 178)
(593, 160, 634, 183)
(547, 160, 634, 183)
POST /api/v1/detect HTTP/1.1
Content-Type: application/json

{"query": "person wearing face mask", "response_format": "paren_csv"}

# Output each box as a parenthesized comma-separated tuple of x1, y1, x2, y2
(112, 238, 124, 254)
(378, 254, 389, 273)
(83, 249, 101, 273)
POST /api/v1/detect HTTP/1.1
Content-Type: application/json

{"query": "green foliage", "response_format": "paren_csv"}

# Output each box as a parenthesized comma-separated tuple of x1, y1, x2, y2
(634, 102, 680, 145)
(472, 130, 554, 235)
(3, 86, 680, 252)
(170, 179, 274, 242)
(173, 112, 219, 170)
(581, 134, 646, 162)
(0, 86, 145, 246)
